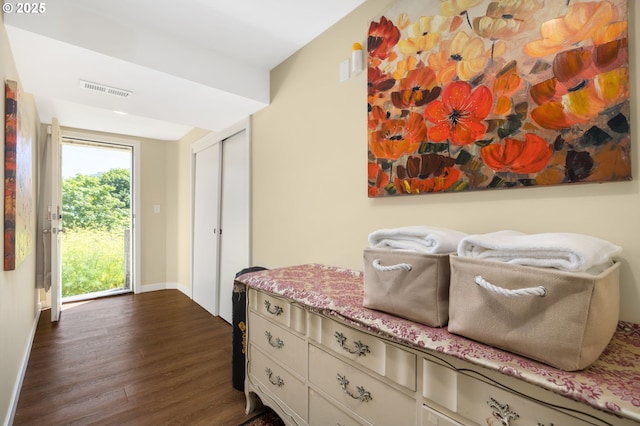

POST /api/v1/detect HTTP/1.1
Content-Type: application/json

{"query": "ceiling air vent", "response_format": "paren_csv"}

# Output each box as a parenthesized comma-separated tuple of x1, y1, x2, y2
(79, 80, 132, 98)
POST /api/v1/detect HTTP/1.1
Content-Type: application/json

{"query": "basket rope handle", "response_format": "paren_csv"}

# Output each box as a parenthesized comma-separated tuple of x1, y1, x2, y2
(474, 275, 548, 297)
(372, 259, 412, 272)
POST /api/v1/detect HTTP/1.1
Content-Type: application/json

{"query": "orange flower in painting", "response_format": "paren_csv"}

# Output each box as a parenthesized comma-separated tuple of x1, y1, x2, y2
(368, 67, 395, 97)
(411, 15, 450, 36)
(441, 0, 484, 31)
(493, 96, 512, 116)
(427, 50, 457, 85)
(473, 15, 524, 40)
(528, 36, 629, 131)
(391, 67, 441, 109)
(530, 68, 628, 130)
(397, 32, 440, 60)
(369, 112, 427, 160)
(594, 67, 629, 105)
(441, 0, 484, 18)
(556, 68, 628, 124)
(492, 61, 522, 114)
(392, 56, 419, 80)
(368, 16, 401, 60)
(552, 46, 598, 86)
(481, 134, 553, 174)
(424, 81, 492, 146)
(524, 1, 615, 57)
(394, 167, 462, 194)
(485, 0, 544, 18)
(427, 31, 489, 82)
(400, 154, 456, 178)
(396, 13, 410, 31)
(593, 21, 627, 47)
(398, 16, 449, 60)
(368, 105, 388, 130)
(474, 0, 544, 38)
(593, 38, 628, 70)
(529, 78, 559, 106)
(530, 43, 627, 104)
(530, 102, 581, 130)
(368, 162, 390, 197)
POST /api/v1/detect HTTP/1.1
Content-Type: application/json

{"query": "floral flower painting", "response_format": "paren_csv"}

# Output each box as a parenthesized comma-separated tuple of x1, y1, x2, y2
(4, 80, 33, 270)
(367, 0, 630, 197)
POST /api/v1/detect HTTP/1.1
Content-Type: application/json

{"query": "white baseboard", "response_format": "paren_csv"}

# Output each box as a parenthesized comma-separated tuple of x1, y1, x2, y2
(138, 282, 191, 299)
(5, 308, 41, 426)
(165, 282, 192, 298)
(137, 282, 168, 293)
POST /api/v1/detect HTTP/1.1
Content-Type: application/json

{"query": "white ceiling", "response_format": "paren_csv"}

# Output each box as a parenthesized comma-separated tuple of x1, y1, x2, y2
(4, 0, 365, 140)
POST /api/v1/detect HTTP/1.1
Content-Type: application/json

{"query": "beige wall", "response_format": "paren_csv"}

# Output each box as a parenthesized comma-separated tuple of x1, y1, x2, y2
(165, 128, 210, 289)
(138, 136, 167, 286)
(0, 12, 40, 423)
(251, 0, 640, 323)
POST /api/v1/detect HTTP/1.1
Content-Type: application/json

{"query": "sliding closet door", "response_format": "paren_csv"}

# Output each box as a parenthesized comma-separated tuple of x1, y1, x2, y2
(191, 122, 250, 323)
(192, 143, 221, 316)
(218, 130, 250, 324)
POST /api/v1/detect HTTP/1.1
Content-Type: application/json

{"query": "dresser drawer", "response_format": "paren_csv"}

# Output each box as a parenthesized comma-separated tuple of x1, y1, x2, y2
(308, 313, 417, 390)
(423, 357, 457, 412)
(309, 345, 415, 426)
(422, 405, 464, 426)
(309, 388, 369, 426)
(248, 344, 308, 420)
(248, 311, 307, 377)
(249, 289, 306, 334)
(457, 374, 590, 425)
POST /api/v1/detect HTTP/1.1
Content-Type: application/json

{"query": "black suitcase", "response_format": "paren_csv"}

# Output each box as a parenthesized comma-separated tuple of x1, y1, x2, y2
(232, 266, 267, 391)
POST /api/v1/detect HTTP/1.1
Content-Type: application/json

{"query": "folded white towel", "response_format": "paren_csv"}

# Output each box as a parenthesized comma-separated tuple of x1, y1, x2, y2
(368, 226, 468, 254)
(457, 230, 622, 273)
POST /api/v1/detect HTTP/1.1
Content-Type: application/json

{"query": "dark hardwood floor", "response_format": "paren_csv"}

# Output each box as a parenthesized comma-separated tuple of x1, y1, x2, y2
(14, 290, 257, 426)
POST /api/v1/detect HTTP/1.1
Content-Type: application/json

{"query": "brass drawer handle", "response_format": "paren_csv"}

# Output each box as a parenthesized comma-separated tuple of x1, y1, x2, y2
(336, 374, 372, 402)
(264, 300, 283, 316)
(334, 332, 370, 356)
(265, 331, 284, 349)
(487, 397, 519, 425)
(265, 368, 284, 387)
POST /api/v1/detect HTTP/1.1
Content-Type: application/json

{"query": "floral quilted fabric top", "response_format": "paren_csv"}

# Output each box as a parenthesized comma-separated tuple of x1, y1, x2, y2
(237, 263, 640, 422)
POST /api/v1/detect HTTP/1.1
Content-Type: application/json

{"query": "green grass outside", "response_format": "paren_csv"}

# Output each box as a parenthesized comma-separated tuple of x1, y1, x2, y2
(62, 229, 127, 297)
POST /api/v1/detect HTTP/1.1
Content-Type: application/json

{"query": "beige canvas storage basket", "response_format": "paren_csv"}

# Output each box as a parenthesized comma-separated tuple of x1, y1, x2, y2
(448, 255, 620, 371)
(363, 248, 450, 327)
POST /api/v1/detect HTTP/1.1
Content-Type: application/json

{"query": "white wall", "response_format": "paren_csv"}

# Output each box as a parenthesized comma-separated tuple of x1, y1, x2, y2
(251, 0, 640, 323)
(0, 12, 40, 424)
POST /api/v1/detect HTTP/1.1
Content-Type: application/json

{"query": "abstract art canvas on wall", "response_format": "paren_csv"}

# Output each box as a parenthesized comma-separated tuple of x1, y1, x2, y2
(367, 0, 630, 197)
(4, 80, 33, 270)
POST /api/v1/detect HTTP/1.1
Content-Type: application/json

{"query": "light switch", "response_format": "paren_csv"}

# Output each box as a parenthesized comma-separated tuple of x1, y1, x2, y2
(153, 204, 160, 214)
(339, 59, 350, 82)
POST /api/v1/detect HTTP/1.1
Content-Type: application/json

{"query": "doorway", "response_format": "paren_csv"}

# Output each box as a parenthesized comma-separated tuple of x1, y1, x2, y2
(60, 139, 134, 302)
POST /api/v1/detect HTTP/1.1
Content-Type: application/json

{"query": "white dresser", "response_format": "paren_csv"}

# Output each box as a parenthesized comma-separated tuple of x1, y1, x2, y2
(240, 264, 640, 426)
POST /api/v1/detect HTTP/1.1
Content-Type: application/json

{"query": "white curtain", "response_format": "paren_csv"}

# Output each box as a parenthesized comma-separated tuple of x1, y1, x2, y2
(35, 126, 52, 290)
